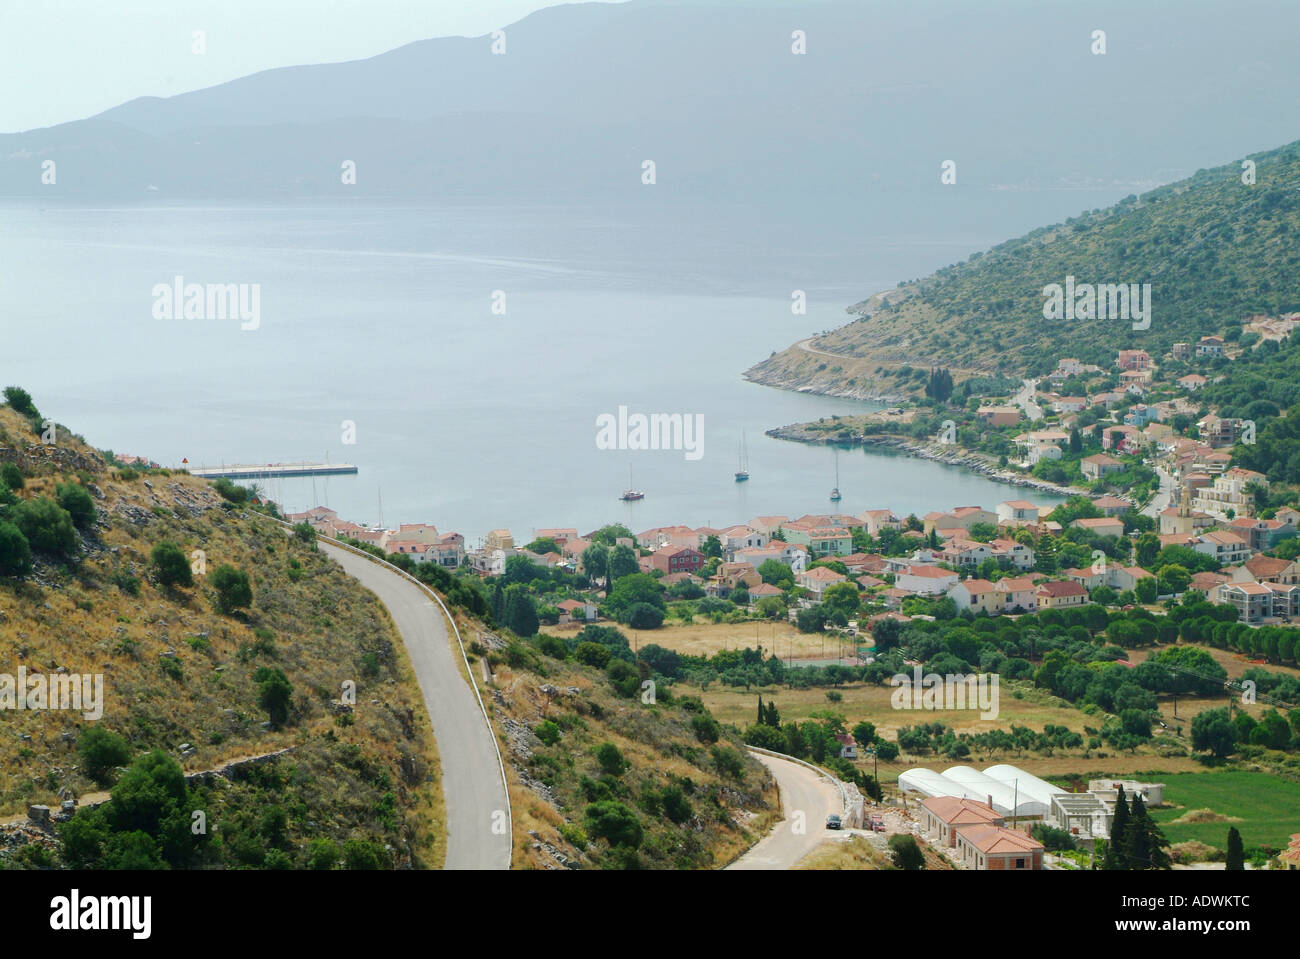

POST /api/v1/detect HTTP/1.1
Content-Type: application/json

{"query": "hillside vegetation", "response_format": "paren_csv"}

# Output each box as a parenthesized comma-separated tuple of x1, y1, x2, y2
(0, 392, 444, 869)
(748, 138, 1300, 397)
(455, 617, 779, 869)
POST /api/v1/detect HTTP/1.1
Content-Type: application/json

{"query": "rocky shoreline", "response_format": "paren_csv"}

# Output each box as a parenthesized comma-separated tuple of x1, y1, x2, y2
(765, 426, 1088, 499)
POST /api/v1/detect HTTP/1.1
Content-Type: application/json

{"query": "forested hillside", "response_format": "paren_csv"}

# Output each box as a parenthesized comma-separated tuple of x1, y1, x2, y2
(748, 139, 1300, 397)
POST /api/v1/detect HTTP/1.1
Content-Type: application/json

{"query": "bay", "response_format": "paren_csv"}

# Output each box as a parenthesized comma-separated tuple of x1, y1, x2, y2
(1, 199, 1062, 542)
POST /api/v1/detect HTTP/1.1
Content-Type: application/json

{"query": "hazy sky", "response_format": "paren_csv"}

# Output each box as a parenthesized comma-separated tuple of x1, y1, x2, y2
(0, 0, 581, 132)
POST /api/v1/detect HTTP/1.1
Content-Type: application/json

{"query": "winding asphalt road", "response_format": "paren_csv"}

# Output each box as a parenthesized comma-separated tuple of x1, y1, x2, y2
(728, 752, 842, 870)
(320, 541, 511, 870)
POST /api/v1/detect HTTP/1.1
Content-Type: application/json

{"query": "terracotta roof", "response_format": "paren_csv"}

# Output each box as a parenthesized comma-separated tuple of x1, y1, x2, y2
(920, 796, 1003, 826)
(957, 823, 1044, 855)
(1037, 580, 1088, 598)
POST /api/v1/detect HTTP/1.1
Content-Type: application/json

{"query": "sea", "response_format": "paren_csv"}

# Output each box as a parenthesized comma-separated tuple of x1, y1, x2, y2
(2, 198, 1067, 543)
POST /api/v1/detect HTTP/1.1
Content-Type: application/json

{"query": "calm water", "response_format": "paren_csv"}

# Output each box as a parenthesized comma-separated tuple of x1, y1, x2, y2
(3, 200, 1062, 541)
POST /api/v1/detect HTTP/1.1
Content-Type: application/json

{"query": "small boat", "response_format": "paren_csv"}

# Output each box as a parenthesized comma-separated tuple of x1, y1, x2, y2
(735, 429, 750, 482)
(829, 450, 842, 501)
(620, 464, 644, 501)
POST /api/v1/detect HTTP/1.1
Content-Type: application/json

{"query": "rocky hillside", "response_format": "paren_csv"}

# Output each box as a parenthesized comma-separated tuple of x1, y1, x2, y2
(0, 391, 444, 869)
(448, 616, 779, 870)
(748, 138, 1300, 400)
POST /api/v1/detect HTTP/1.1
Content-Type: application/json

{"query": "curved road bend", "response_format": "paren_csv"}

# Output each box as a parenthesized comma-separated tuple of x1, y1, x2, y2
(320, 541, 511, 870)
(728, 751, 842, 870)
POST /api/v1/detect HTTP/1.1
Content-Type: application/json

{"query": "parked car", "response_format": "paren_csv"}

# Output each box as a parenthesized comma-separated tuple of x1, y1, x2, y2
(825, 814, 842, 830)
(870, 814, 885, 833)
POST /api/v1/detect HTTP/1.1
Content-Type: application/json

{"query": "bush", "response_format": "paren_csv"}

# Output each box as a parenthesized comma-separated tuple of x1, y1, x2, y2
(659, 785, 692, 824)
(78, 727, 132, 785)
(3, 386, 38, 418)
(583, 801, 643, 849)
(306, 839, 339, 870)
(595, 742, 627, 776)
(211, 478, 251, 504)
(743, 723, 787, 751)
(691, 714, 721, 744)
(625, 602, 665, 629)
(151, 541, 193, 588)
(12, 497, 78, 559)
(888, 833, 926, 870)
(537, 634, 568, 659)
(342, 838, 388, 870)
(1031, 823, 1078, 852)
(0, 521, 32, 577)
(210, 565, 253, 614)
(575, 641, 612, 668)
(254, 666, 293, 726)
(535, 720, 561, 746)
(56, 482, 96, 530)
(1, 463, 24, 491)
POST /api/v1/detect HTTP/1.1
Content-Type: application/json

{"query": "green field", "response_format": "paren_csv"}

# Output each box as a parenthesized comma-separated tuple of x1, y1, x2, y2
(1150, 771, 1300, 852)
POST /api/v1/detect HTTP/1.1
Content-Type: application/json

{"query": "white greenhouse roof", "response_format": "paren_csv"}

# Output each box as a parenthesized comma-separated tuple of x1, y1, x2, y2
(982, 764, 1069, 809)
(940, 765, 1048, 817)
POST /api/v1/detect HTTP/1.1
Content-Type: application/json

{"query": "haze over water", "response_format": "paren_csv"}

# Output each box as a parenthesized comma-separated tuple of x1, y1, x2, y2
(5, 199, 1064, 541)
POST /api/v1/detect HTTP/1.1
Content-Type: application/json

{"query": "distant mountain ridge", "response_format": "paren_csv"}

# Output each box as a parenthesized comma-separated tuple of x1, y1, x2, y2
(745, 138, 1300, 398)
(6, 0, 1300, 224)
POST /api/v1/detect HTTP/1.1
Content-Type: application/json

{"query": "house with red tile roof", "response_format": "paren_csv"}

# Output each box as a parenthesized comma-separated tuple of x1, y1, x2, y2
(1035, 580, 1088, 608)
(894, 564, 959, 596)
(919, 797, 1004, 848)
(954, 823, 1044, 870)
(949, 578, 1001, 614)
(1070, 516, 1125, 538)
(796, 565, 847, 599)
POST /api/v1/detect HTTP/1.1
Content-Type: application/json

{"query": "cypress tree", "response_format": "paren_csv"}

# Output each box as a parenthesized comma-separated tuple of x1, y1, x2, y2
(1130, 795, 1171, 870)
(1126, 794, 1151, 869)
(765, 700, 780, 727)
(757, 696, 765, 726)
(1225, 827, 1245, 870)
(1103, 786, 1130, 870)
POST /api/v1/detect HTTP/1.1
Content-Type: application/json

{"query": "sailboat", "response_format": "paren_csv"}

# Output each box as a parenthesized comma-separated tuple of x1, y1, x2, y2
(829, 449, 842, 502)
(735, 430, 750, 482)
(620, 463, 644, 501)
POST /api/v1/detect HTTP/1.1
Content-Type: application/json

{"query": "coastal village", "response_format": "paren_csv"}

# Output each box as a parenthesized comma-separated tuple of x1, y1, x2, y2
(284, 336, 1300, 634)
(271, 332, 1300, 870)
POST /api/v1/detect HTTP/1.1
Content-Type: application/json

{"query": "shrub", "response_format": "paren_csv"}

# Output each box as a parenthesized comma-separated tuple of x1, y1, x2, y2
(78, 727, 132, 784)
(210, 565, 253, 614)
(342, 838, 388, 870)
(889, 833, 926, 870)
(1, 463, 24, 491)
(594, 742, 627, 776)
(659, 785, 692, 824)
(3, 386, 38, 417)
(535, 720, 561, 746)
(626, 602, 665, 629)
(583, 801, 643, 849)
(306, 839, 339, 870)
(12, 497, 78, 558)
(691, 714, 721, 744)
(254, 666, 293, 726)
(110, 570, 140, 595)
(151, 541, 193, 588)
(575, 642, 612, 668)
(55, 482, 96, 530)
(211, 478, 251, 504)
(0, 521, 32, 577)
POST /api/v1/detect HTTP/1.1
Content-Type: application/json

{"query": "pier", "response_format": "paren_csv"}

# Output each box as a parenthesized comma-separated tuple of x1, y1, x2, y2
(188, 462, 358, 480)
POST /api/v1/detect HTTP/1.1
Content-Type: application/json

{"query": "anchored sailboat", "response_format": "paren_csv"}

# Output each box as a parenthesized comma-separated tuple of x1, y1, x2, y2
(735, 429, 750, 482)
(620, 463, 644, 501)
(829, 449, 842, 502)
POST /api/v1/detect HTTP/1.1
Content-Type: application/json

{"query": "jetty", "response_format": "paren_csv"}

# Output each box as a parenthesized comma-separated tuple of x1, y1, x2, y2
(188, 462, 358, 480)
